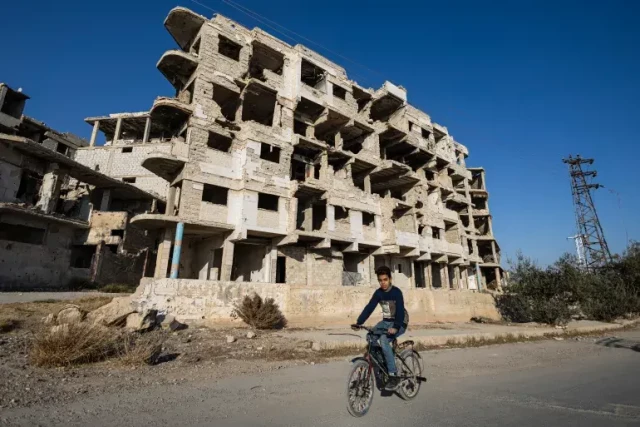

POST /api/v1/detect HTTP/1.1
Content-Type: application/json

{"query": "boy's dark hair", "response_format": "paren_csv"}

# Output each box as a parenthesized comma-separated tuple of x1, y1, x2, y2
(375, 265, 392, 278)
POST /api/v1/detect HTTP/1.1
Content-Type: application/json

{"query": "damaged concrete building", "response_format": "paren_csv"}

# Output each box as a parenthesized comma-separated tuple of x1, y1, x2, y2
(0, 84, 163, 290)
(75, 7, 503, 292)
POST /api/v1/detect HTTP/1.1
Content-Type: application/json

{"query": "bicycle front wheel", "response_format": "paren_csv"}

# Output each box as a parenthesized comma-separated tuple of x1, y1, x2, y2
(346, 359, 375, 417)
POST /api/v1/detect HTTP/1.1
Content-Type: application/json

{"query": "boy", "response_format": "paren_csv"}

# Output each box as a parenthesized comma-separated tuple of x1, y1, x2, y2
(352, 265, 409, 389)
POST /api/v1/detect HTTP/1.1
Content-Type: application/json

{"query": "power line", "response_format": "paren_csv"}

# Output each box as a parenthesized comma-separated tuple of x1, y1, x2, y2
(188, 0, 384, 84)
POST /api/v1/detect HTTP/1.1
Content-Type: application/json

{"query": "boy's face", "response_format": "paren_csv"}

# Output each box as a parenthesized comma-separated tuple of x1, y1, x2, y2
(377, 274, 391, 291)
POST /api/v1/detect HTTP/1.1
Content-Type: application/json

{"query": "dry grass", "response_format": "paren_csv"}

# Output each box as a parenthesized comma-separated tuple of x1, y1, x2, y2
(0, 319, 20, 333)
(30, 323, 123, 367)
(29, 321, 168, 368)
(99, 284, 137, 294)
(233, 295, 287, 330)
(119, 332, 166, 366)
(0, 297, 112, 333)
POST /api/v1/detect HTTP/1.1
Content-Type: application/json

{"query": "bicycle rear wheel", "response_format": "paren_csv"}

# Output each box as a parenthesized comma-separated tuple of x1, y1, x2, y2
(398, 351, 422, 400)
(346, 359, 375, 417)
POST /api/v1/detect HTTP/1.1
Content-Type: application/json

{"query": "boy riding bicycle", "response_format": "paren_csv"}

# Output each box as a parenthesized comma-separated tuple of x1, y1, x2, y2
(352, 265, 409, 390)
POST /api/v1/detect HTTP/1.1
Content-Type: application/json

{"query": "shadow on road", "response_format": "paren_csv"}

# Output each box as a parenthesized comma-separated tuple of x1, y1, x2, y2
(596, 337, 640, 353)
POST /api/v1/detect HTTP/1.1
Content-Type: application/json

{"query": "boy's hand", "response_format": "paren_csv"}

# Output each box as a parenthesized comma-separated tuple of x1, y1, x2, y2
(351, 324, 361, 331)
(388, 327, 398, 335)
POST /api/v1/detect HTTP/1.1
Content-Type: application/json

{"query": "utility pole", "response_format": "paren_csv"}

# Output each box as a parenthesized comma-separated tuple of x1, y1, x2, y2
(562, 155, 612, 270)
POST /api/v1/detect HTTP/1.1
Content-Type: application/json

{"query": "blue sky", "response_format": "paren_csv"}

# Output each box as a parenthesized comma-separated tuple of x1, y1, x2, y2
(1, 0, 638, 266)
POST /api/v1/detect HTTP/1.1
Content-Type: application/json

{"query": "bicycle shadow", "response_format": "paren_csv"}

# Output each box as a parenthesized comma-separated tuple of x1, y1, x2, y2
(596, 337, 640, 353)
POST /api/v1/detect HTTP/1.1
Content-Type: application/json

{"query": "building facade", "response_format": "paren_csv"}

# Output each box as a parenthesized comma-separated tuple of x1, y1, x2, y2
(75, 7, 503, 292)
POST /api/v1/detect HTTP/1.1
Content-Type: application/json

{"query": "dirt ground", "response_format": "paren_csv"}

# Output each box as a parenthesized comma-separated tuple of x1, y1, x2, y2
(0, 297, 359, 410)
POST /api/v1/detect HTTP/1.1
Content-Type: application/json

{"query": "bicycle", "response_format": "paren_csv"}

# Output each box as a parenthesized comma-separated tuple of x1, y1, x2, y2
(346, 325, 426, 417)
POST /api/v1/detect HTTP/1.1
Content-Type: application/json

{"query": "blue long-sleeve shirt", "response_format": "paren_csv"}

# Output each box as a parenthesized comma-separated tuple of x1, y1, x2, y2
(356, 286, 407, 330)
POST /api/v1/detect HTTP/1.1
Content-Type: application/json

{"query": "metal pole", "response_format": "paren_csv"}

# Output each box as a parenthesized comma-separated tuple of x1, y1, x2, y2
(169, 222, 184, 279)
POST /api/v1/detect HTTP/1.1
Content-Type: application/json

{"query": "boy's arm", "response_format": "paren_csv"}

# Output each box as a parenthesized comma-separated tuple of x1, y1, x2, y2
(356, 290, 380, 325)
(392, 289, 405, 331)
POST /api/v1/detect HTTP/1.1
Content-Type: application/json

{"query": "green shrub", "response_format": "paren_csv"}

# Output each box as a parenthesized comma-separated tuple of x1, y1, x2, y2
(497, 244, 640, 325)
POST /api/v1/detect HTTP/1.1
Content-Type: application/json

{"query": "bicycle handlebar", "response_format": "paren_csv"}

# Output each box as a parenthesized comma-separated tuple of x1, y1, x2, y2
(351, 324, 374, 332)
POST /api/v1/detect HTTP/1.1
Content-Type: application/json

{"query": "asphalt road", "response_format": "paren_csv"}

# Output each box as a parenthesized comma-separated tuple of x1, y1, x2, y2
(3, 330, 640, 426)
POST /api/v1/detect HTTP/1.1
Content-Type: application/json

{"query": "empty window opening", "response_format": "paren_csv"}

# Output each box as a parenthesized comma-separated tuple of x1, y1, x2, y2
(448, 265, 455, 289)
(314, 164, 321, 179)
(231, 242, 269, 283)
(258, 193, 279, 211)
(335, 206, 349, 220)
(300, 59, 326, 90)
(207, 131, 232, 152)
(473, 197, 487, 210)
(110, 229, 125, 237)
(1, 89, 26, 118)
(242, 85, 276, 126)
(352, 85, 371, 113)
(209, 248, 223, 280)
(0, 223, 45, 245)
(291, 158, 307, 182)
(363, 212, 375, 227)
(332, 85, 347, 100)
(461, 215, 470, 227)
(218, 35, 242, 61)
(353, 176, 365, 191)
(478, 242, 495, 263)
(421, 128, 431, 139)
(294, 119, 308, 136)
(276, 256, 286, 283)
(432, 228, 441, 240)
(418, 225, 426, 235)
(16, 170, 42, 204)
(56, 144, 69, 155)
(408, 121, 415, 132)
(70, 245, 95, 268)
(249, 41, 284, 80)
(414, 261, 426, 288)
(122, 146, 133, 153)
(425, 170, 435, 181)
(260, 143, 281, 163)
(191, 38, 201, 56)
(431, 263, 443, 288)
(212, 84, 240, 121)
(467, 240, 474, 254)
(397, 263, 403, 274)
(122, 177, 136, 184)
(202, 184, 228, 205)
(312, 203, 326, 231)
(471, 171, 484, 189)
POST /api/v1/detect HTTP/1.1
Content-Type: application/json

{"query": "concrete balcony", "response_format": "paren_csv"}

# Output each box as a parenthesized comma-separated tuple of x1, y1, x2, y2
(443, 208, 459, 223)
(164, 7, 206, 51)
(157, 50, 199, 90)
(450, 163, 471, 179)
(396, 230, 419, 248)
(445, 191, 469, 205)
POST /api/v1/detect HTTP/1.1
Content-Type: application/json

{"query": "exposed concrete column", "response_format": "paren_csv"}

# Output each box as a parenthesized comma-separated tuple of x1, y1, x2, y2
(476, 263, 482, 291)
(268, 243, 278, 282)
(425, 262, 432, 289)
(368, 252, 376, 286)
(99, 189, 111, 211)
(491, 240, 498, 263)
(113, 117, 123, 143)
(90, 241, 105, 283)
(272, 103, 282, 128)
(305, 245, 314, 285)
(90, 121, 100, 147)
(0, 86, 7, 107)
(461, 267, 469, 290)
(319, 152, 328, 180)
(143, 117, 151, 143)
(169, 222, 185, 279)
(364, 174, 371, 193)
(327, 204, 335, 232)
(219, 238, 235, 281)
(35, 163, 64, 214)
(154, 228, 174, 278)
(335, 132, 343, 150)
(453, 266, 461, 290)
(166, 186, 177, 216)
(488, 216, 494, 236)
(495, 267, 503, 291)
(442, 263, 449, 290)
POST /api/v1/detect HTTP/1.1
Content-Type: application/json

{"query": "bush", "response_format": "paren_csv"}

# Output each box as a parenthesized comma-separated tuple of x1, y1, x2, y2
(0, 319, 20, 333)
(232, 294, 287, 329)
(498, 243, 640, 325)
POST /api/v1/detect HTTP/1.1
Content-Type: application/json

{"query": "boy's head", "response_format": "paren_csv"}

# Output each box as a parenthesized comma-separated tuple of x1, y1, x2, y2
(375, 266, 392, 291)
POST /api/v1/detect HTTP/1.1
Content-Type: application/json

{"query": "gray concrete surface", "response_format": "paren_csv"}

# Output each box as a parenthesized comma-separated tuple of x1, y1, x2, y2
(2, 330, 639, 426)
(0, 292, 127, 304)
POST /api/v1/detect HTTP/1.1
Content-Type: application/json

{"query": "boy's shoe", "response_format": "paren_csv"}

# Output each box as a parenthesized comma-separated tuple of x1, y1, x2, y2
(385, 375, 401, 390)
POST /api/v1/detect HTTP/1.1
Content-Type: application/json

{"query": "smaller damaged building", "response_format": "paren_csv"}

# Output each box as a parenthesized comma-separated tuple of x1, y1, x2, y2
(0, 85, 163, 289)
